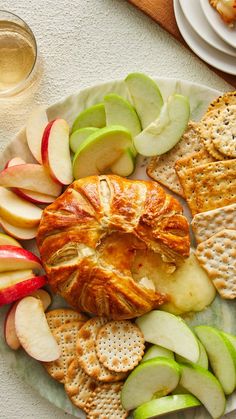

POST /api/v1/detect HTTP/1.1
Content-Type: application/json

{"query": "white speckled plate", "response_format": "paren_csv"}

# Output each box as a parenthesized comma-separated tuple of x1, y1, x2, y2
(200, 0, 236, 48)
(0, 77, 235, 419)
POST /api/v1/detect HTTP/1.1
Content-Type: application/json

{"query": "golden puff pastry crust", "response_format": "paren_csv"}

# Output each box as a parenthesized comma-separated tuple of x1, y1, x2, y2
(37, 175, 190, 319)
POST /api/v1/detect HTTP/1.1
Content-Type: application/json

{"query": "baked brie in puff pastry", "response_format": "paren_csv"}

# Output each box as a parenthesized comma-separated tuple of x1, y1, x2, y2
(210, 0, 236, 25)
(37, 175, 190, 319)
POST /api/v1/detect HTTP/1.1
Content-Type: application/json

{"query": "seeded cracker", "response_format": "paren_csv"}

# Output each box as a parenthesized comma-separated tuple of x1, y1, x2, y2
(177, 159, 236, 216)
(96, 320, 145, 372)
(196, 229, 236, 299)
(64, 359, 98, 413)
(192, 204, 236, 243)
(76, 317, 126, 382)
(147, 121, 202, 197)
(86, 382, 128, 419)
(43, 321, 84, 383)
(46, 308, 88, 330)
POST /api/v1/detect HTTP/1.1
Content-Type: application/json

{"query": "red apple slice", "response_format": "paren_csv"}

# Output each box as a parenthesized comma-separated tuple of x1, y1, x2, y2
(30, 288, 51, 311)
(0, 232, 22, 247)
(0, 245, 42, 272)
(26, 106, 48, 164)
(15, 296, 60, 361)
(0, 187, 42, 228)
(0, 217, 38, 240)
(0, 164, 62, 196)
(5, 157, 25, 169)
(4, 302, 20, 350)
(0, 273, 46, 306)
(41, 119, 73, 185)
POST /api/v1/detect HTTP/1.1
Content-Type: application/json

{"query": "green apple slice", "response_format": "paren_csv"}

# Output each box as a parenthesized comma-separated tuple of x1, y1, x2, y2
(104, 93, 141, 138)
(69, 127, 98, 153)
(73, 125, 133, 179)
(125, 73, 163, 129)
(72, 103, 106, 132)
(134, 94, 190, 156)
(136, 310, 199, 363)
(221, 331, 236, 352)
(133, 394, 201, 419)
(141, 345, 174, 363)
(121, 357, 180, 411)
(195, 325, 236, 395)
(176, 340, 208, 370)
(110, 148, 135, 177)
(179, 363, 226, 419)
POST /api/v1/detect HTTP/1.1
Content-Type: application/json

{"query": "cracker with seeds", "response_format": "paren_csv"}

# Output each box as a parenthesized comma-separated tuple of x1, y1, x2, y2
(64, 358, 98, 413)
(192, 204, 236, 243)
(76, 317, 126, 382)
(46, 308, 88, 330)
(196, 229, 236, 299)
(177, 159, 236, 215)
(43, 321, 84, 383)
(96, 320, 145, 373)
(147, 121, 202, 197)
(86, 382, 128, 419)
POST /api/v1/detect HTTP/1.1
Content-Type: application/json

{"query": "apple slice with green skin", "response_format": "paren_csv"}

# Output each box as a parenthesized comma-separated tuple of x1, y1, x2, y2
(0, 271, 46, 306)
(141, 345, 174, 363)
(0, 164, 62, 196)
(0, 187, 42, 228)
(0, 245, 42, 272)
(104, 93, 141, 138)
(26, 106, 48, 164)
(0, 217, 38, 240)
(15, 296, 60, 361)
(195, 325, 236, 395)
(133, 394, 201, 419)
(136, 310, 199, 363)
(121, 357, 180, 411)
(110, 148, 135, 177)
(72, 103, 106, 132)
(125, 73, 163, 129)
(221, 331, 236, 352)
(69, 127, 98, 153)
(176, 340, 208, 370)
(73, 125, 134, 179)
(0, 232, 21, 248)
(41, 119, 73, 186)
(134, 94, 190, 156)
(179, 363, 226, 419)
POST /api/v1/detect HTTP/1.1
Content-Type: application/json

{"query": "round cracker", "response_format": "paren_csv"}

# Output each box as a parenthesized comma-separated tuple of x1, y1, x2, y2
(96, 320, 145, 372)
(211, 105, 236, 157)
(46, 308, 88, 330)
(86, 382, 128, 419)
(64, 358, 98, 412)
(43, 320, 84, 383)
(76, 317, 126, 382)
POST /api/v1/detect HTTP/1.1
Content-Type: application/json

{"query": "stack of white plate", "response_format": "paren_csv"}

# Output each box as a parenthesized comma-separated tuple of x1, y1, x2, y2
(174, 0, 236, 75)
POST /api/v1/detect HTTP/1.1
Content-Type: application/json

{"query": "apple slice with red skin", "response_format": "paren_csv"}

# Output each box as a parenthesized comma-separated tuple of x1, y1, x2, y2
(4, 157, 25, 169)
(41, 119, 73, 185)
(26, 106, 48, 164)
(0, 164, 62, 196)
(0, 217, 38, 240)
(0, 273, 46, 306)
(15, 296, 60, 361)
(0, 232, 22, 247)
(0, 245, 42, 272)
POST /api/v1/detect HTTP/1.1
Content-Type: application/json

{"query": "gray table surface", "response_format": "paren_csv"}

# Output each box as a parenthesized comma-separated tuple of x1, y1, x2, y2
(0, 1, 233, 418)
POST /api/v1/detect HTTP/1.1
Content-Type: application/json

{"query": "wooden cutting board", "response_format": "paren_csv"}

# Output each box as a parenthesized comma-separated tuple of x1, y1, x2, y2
(128, 0, 236, 88)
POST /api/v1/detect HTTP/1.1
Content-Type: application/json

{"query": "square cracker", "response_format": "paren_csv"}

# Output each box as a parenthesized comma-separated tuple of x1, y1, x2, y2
(175, 148, 215, 186)
(177, 159, 236, 216)
(147, 121, 202, 197)
(196, 229, 236, 299)
(192, 203, 236, 243)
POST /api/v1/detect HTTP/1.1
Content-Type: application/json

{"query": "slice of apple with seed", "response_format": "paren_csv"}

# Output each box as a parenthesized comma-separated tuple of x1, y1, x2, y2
(69, 127, 98, 153)
(73, 125, 134, 179)
(136, 310, 199, 363)
(141, 344, 174, 363)
(104, 93, 141, 138)
(133, 394, 201, 419)
(125, 73, 163, 129)
(72, 103, 106, 132)
(121, 357, 180, 411)
(134, 94, 190, 156)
